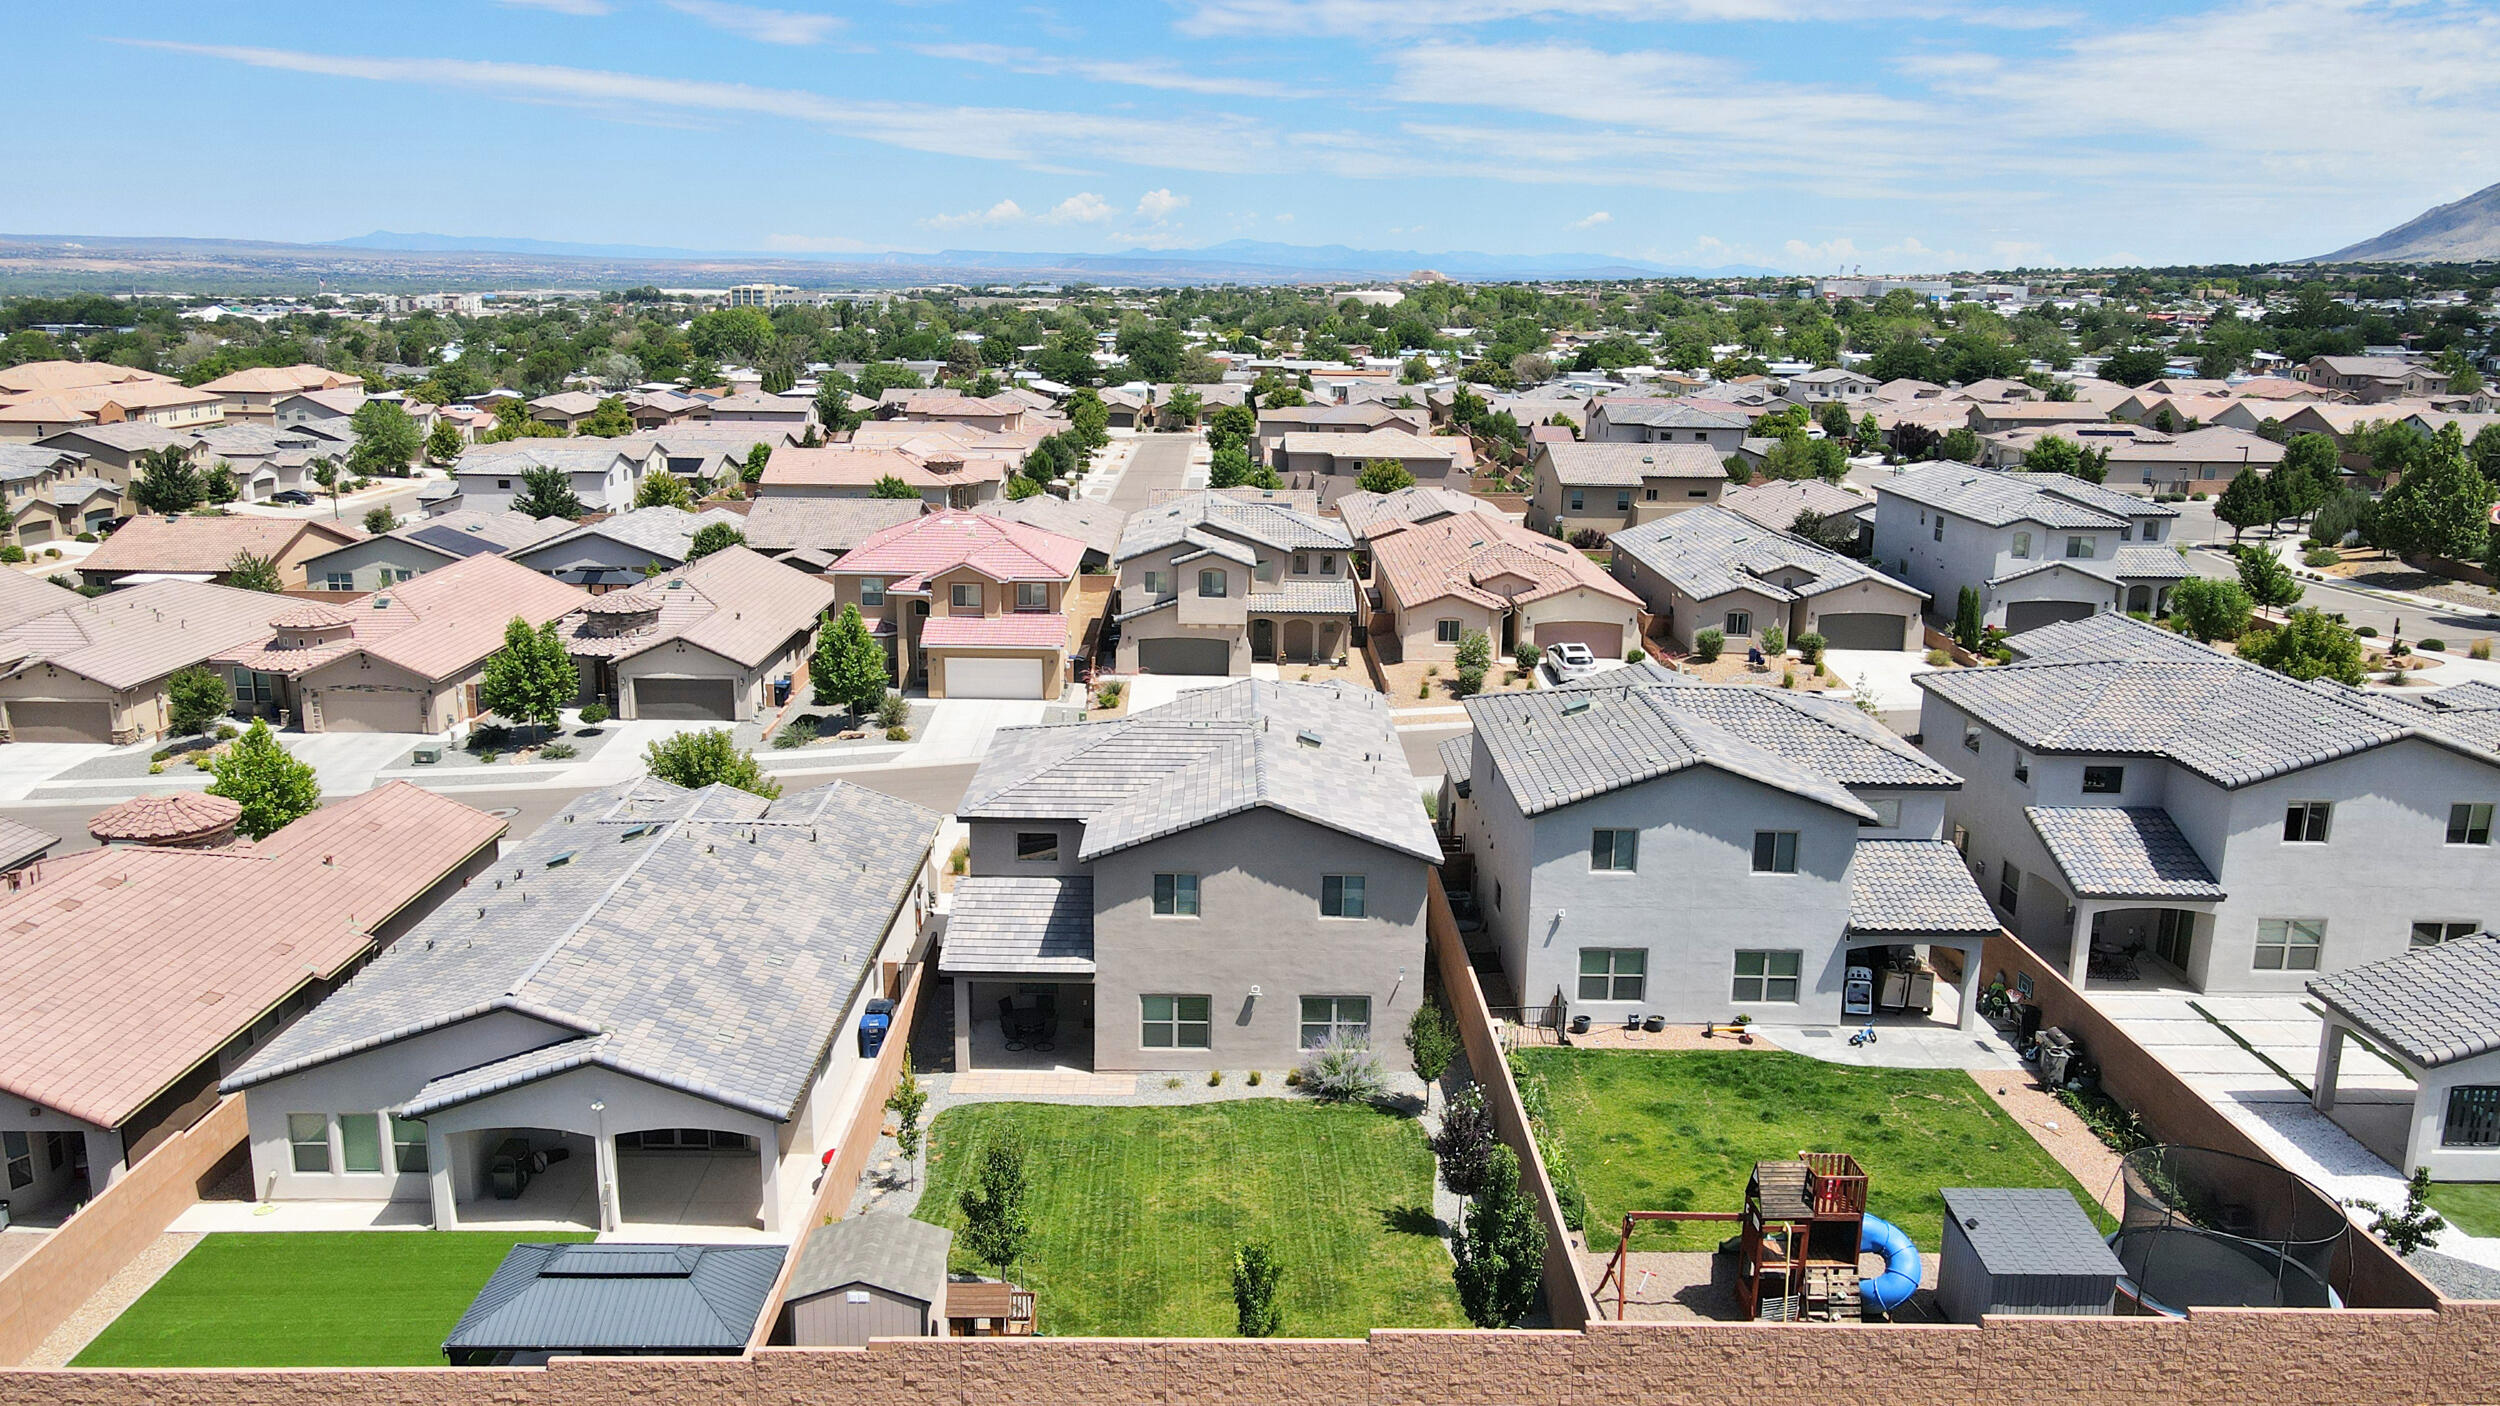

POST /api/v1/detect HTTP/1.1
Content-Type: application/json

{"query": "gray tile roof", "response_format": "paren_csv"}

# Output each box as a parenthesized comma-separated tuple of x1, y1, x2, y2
(1247, 578, 1362, 615)
(2002, 612, 2221, 664)
(1539, 441, 1725, 486)
(1878, 465, 2174, 530)
(1438, 735, 1472, 789)
(1333, 486, 1493, 543)
(977, 495, 1127, 560)
(1114, 490, 1349, 564)
(742, 495, 925, 554)
(227, 777, 937, 1124)
(1717, 479, 1872, 534)
(1940, 1188, 2125, 1277)
(1592, 399, 1752, 431)
(2309, 933, 2500, 1069)
(443, 1242, 786, 1355)
(2109, 545, 2192, 580)
(784, 1214, 951, 1306)
(1611, 505, 1927, 606)
(2355, 679, 2500, 752)
(961, 680, 1439, 863)
(514, 506, 746, 568)
(0, 818, 54, 872)
(2025, 806, 2223, 900)
(1847, 840, 1999, 935)
(0, 445, 82, 484)
(940, 877, 1096, 975)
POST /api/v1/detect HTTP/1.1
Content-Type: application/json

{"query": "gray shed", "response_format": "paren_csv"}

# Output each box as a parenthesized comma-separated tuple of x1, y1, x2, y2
(442, 1242, 787, 1365)
(780, 1214, 952, 1346)
(1935, 1188, 2122, 1324)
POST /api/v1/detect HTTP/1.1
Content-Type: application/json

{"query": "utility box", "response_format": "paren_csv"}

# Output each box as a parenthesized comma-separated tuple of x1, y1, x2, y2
(1937, 1188, 2122, 1324)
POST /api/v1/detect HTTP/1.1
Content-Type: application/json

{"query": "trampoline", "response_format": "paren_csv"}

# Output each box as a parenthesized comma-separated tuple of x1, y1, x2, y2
(2107, 1145, 2346, 1314)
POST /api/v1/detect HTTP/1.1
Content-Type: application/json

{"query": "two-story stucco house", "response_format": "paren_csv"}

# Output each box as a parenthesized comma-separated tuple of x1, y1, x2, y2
(1111, 491, 1358, 676)
(1611, 503, 1927, 653)
(1781, 369, 1881, 407)
(1265, 429, 1467, 508)
(557, 546, 837, 721)
(1443, 674, 1995, 1030)
(453, 440, 664, 514)
(944, 680, 1440, 1074)
(1871, 465, 2189, 633)
(826, 510, 1087, 700)
(1583, 398, 1752, 452)
(1526, 441, 1727, 539)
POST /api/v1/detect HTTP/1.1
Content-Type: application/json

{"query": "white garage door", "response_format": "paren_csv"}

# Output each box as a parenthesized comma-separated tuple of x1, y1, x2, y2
(316, 688, 427, 734)
(944, 656, 1046, 699)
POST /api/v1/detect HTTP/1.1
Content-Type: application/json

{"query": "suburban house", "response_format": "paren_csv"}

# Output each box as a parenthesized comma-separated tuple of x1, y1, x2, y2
(1370, 509, 1642, 664)
(443, 1242, 788, 1365)
(507, 506, 748, 590)
(624, 388, 705, 429)
(526, 391, 607, 433)
(741, 496, 925, 573)
(946, 680, 1439, 1074)
(1443, 676, 1994, 1029)
(1525, 441, 1727, 538)
(828, 510, 1088, 700)
(625, 425, 804, 492)
(1718, 478, 1875, 551)
(2308, 935, 2500, 1182)
(704, 391, 820, 432)
(1611, 504, 1927, 653)
(761, 445, 1006, 509)
(223, 776, 939, 1235)
(1111, 490, 1357, 676)
(452, 439, 666, 515)
(0, 376, 224, 442)
(1871, 465, 2188, 632)
(1782, 368, 1882, 406)
(976, 494, 1127, 572)
(1979, 423, 2286, 496)
(1916, 622, 2500, 995)
(31, 423, 204, 511)
(556, 545, 835, 720)
(1252, 402, 1429, 460)
(1265, 429, 1467, 508)
(1964, 402, 2110, 436)
(270, 387, 369, 427)
(1334, 484, 1499, 564)
(301, 510, 572, 592)
(0, 783, 503, 1223)
(2302, 354, 2450, 403)
(186, 422, 350, 503)
(877, 389, 1050, 435)
(1583, 398, 1751, 452)
(214, 553, 587, 734)
(0, 444, 123, 545)
(77, 513, 363, 590)
(0, 579, 280, 743)
(197, 364, 364, 423)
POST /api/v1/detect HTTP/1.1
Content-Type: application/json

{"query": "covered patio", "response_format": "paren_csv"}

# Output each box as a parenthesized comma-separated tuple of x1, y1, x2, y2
(2309, 934, 2500, 1183)
(941, 876, 1099, 1073)
(1846, 839, 2005, 1033)
(2025, 805, 2224, 992)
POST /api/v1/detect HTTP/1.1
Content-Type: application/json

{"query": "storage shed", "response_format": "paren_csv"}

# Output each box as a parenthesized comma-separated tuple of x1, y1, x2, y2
(1935, 1187, 2122, 1324)
(780, 1214, 952, 1346)
(442, 1242, 787, 1365)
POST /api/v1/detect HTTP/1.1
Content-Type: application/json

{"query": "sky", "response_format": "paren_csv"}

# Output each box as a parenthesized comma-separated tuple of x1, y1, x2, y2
(8, 0, 2499, 272)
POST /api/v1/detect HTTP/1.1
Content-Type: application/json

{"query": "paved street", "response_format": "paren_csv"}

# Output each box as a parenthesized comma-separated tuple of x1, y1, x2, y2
(1107, 431, 1198, 509)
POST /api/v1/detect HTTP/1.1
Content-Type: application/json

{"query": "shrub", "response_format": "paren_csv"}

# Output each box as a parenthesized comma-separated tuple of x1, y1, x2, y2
(148, 760, 165, 775)
(1452, 665, 1487, 697)
(1232, 1241, 1285, 1338)
(1780, 669, 1795, 688)
(1208, 1069, 1224, 1086)
(1625, 647, 1645, 663)
(1246, 1069, 1262, 1086)
(877, 691, 909, 730)
(773, 716, 820, 749)
(2304, 548, 2341, 567)
(885, 724, 911, 741)
(1295, 1037, 1384, 1102)
(1405, 1002, 1460, 1085)
(2355, 625, 2378, 638)
(75, 532, 97, 544)
(2189, 491, 2207, 501)
(1925, 648, 1950, 666)
(1418, 680, 1431, 699)
(1794, 631, 1825, 665)
(215, 723, 239, 741)
(1283, 1068, 1302, 1087)
(150, 748, 172, 763)
(2055, 1086, 2152, 1152)
(2475, 640, 2492, 661)
(2421, 638, 2447, 652)
(948, 840, 969, 875)
(1430, 1083, 1499, 1199)
(579, 702, 611, 725)
(0, 545, 19, 564)
(1452, 1146, 1547, 1328)
(1693, 628, 1725, 662)
(542, 741, 580, 759)
(476, 749, 500, 765)
(1760, 624, 1786, 655)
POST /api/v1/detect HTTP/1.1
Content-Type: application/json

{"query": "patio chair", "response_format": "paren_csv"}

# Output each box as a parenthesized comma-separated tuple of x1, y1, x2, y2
(996, 996, 1027, 1052)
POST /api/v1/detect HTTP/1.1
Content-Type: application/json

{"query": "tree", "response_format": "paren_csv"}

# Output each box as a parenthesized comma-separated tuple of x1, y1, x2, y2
(1405, 1002, 1459, 1090)
(2349, 1166, 2447, 1258)
(1429, 1082, 1499, 1200)
(688, 521, 744, 560)
(811, 604, 889, 723)
(642, 728, 781, 798)
(1451, 1145, 1546, 1328)
(206, 720, 320, 840)
(635, 469, 697, 510)
(2021, 434, 2109, 484)
(1357, 459, 1416, 494)
(166, 665, 230, 738)
(2168, 576, 2252, 642)
(2213, 469, 2277, 544)
(1208, 443, 1255, 490)
(1453, 628, 1492, 697)
(2241, 609, 2365, 685)
(2313, 487, 2376, 548)
(1953, 586, 1983, 652)
(576, 395, 634, 438)
(1207, 402, 1255, 454)
(2472, 423, 2500, 487)
(513, 465, 586, 520)
(884, 1054, 928, 1186)
(2099, 345, 2168, 387)
(1939, 427, 1981, 464)
(132, 444, 204, 513)
(1004, 474, 1045, 501)
(309, 456, 347, 520)
(1887, 422, 1941, 463)
(1232, 1242, 1284, 1338)
(870, 474, 920, 500)
(743, 442, 774, 487)
(225, 549, 285, 593)
(1161, 388, 1204, 427)
(205, 462, 239, 504)
(364, 505, 398, 535)
(2273, 433, 2340, 524)
(478, 617, 578, 741)
(957, 1141, 1031, 1277)
(2373, 423, 2493, 562)
(346, 399, 423, 477)
(2234, 545, 2304, 618)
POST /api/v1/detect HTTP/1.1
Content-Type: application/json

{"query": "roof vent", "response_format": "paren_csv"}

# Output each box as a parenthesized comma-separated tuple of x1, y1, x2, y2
(1562, 698, 1594, 716)
(546, 851, 575, 868)
(1297, 729, 1324, 748)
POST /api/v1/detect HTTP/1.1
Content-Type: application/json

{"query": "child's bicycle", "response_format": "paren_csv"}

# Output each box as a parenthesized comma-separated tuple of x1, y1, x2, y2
(1848, 1025, 1878, 1047)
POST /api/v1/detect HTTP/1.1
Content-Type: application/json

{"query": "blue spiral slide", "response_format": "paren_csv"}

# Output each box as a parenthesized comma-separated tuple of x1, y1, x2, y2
(1858, 1214, 1922, 1313)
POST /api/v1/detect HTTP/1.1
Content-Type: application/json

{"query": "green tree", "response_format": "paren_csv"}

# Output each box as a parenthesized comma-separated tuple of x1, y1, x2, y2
(478, 617, 577, 741)
(132, 444, 204, 513)
(1232, 1242, 1284, 1339)
(688, 521, 744, 559)
(870, 474, 920, 500)
(2241, 609, 2365, 685)
(346, 399, 423, 477)
(2099, 345, 2168, 387)
(576, 396, 634, 438)
(513, 465, 585, 520)
(2021, 434, 2110, 484)
(957, 1141, 1031, 1277)
(2234, 545, 2304, 617)
(424, 418, 465, 467)
(1451, 1145, 1546, 1329)
(814, 379, 864, 437)
(1208, 443, 1255, 490)
(2167, 576, 2252, 642)
(205, 462, 239, 504)
(884, 1054, 929, 1187)
(642, 728, 781, 798)
(1357, 459, 1416, 494)
(1405, 1002, 1459, 1090)
(206, 720, 320, 840)
(2213, 469, 2277, 544)
(166, 665, 231, 738)
(1939, 427, 1981, 464)
(309, 456, 346, 520)
(1065, 388, 1111, 449)
(635, 470, 697, 510)
(1207, 402, 1255, 454)
(2275, 433, 2341, 524)
(2373, 423, 2493, 562)
(1953, 586, 1983, 652)
(810, 603, 889, 723)
(225, 549, 285, 593)
(1161, 388, 1204, 427)
(743, 442, 774, 486)
(1005, 475, 1045, 500)
(857, 362, 925, 398)
(2471, 424, 2500, 486)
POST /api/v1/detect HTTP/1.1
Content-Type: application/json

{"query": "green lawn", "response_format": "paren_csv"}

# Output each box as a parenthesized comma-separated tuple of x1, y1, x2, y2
(914, 1100, 1465, 1338)
(74, 1231, 594, 1367)
(1511, 1048, 2110, 1254)
(2428, 1181, 2500, 1239)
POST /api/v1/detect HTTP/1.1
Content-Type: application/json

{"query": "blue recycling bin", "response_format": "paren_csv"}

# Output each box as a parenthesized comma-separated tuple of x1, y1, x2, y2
(857, 998, 895, 1057)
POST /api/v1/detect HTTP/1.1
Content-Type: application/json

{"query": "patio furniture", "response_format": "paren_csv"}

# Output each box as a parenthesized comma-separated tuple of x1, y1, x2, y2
(996, 996, 1028, 1052)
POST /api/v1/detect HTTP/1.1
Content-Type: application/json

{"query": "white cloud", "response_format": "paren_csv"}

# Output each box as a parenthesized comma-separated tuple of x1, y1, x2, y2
(664, 1, 843, 45)
(1571, 211, 1611, 229)
(498, 0, 611, 13)
(1136, 189, 1189, 221)
(1040, 192, 1115, 224)
(911, 43, 1309, 98)
(1174, 0, 2075, 36)
(1274, 213, 1295, 224)
(926, 199, 1026, 230)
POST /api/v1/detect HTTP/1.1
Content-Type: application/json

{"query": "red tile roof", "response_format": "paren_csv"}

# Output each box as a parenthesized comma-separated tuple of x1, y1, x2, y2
(837, 510, 1085, 584)
(88, 792, 242, 845)
(1370, 512, 1643, 613)
(920, 613, 1071, 650)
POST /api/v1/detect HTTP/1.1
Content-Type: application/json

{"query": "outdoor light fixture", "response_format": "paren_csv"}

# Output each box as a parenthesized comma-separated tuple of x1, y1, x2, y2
(1248, 985, 1262, 998)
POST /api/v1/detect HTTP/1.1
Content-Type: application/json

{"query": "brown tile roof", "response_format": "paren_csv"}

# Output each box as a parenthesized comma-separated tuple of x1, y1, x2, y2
(1370, 511, 1641, 613)
(0, 568, 83, 633)
(0, 782, 505, 1128)
(217, 553, 588, 684)
(88, 792, 242, 845)
(80, 515, 363, 578)
(195, 364, 363, 396)
(0, 579, 284, 690)
(0, 361, 180, 397)
(557, 546, 837, 670)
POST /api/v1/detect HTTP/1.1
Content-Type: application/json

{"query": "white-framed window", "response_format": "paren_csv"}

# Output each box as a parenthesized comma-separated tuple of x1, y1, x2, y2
(1140, 994, 1212, 1049)
(1578, 948, 1646, 1001)
(1198, 569, 1227, 598)
(1153, 872, 1200, 917)
(950, 582, 981, 610)
(1724, 610, 1752, 636)
(2066, 535, 2096, 559)
(1751, 830, 1799, 874)
(289, 1114, 331, 1173)
(1731, 950, 1801, 1003)
(1300, 995, 1370, 1048)
(1998, 862, 2021, 914)
(393, 568, 414, 583)
(2282, 801, 2332, 844)
(1436, 618, 1463, 645)
(2082, 765, 2124, 794)
(324, 572, 352, 591)
(1858, 796, 1902, 828)
(1142, 570, 1165, 597)
(1016, 582, 1049, 612)
(1320, 874, 1367, 918)
(2011, 531, 2031, 559)
(2412, 921, 2479, 948)
(338, 1112, 383, 1174)
(390, 1117, 428, 1174)
(859, 576, 885, 606)
(2448, 803, 2493, 846)
(1590, 827, 1638, 872)
(2254, 917, 2325, 971)
(1015, 831, 1059, 862)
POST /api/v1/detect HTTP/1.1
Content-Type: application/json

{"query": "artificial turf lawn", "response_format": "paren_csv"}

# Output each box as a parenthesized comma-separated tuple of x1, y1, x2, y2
(914, 1099, 1466, 1338)
(72, 1231, 595, 1367)
(1511, 1047, 2112, 1254)
(2427, 1181, 2500, 1240)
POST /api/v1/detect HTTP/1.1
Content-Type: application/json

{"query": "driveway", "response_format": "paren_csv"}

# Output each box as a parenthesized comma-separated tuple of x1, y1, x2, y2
(0, 743, 116, 802)
(1821, 649, 1935, 713)
(903, 699, 1051, 763)
(283, 731, 440, 795)
(1116, 673, 1237, 715)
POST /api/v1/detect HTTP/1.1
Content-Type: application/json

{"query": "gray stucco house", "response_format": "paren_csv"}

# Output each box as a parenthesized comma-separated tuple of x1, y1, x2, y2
(2309, 934, 2500, 1182)
(944, 680, 1440, 1074)
(1871, 465, 2187, 633)
(300, 510, 570, 592)
(508, 506, 747, 589)
(1110, 492, 1359, 675)
(1610, 503, 1928, 653)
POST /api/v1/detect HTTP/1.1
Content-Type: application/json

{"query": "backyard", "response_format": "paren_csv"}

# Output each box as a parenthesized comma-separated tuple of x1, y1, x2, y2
(1512, 1048, 2109, 1254)
(73, 1231, 593, 1367)
(2428, 1181, 2500, 1240)
(913, 1099, 1466, 1338)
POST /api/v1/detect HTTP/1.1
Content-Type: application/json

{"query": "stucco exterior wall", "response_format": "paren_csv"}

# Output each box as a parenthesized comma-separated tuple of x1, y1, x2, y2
(613, 639, 788, 721)
(299, 652, 471, 734)
(301, 540, 448, 591)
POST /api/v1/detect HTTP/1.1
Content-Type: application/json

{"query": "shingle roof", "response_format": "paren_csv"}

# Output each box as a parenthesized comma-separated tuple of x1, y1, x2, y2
(1940, 1189, 2125, 1277)
(2368, 680, 2500, 751)
(1371, 512, 1642, 613)
(1539, 441, 1726, 486)
(555, 546, 836, 670)
(0, 445, 84, 484)
(0, 579, 284, 690)
(1611, 504, 1925, 606)
(1877, 465, 2173, 529)
(2309, 932, 2500, 1069)
(79, 515, 362, 577)
(961, 680, 1437, 862)
(443, 1242, 786, 1355)
(1438, 735, 1472, 788)
(837, 510, 1085, 584)
(741, 496, 925, 555)
(1114, 491, 1350, 563)
(1847, 840, 2000, 936)
(940, 877, 1096, 975)
(2025, 807, 2224, 900)
(784, 1215, 951, 1306)
(226, 778, 937, 1124)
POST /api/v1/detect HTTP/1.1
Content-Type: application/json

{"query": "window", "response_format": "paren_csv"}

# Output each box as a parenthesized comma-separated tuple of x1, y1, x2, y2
(1319, 554, 1335, 574)
(324, 572, 353, 591)
(1590, 828, 1638, 872)
(1294, 553, 1310, 574)
(1569, 490, 1585, 511)
(2081, 766, 2124, 794)
(2152, 909, 2193, 969)
(393, 568, 414, 583)
(1752, 830, 1799, 874)
(1016, 582, 1049, 612)
(1436, 618, 1463, 645)
(2, 1132, 28, 1191)
(1321, 874, 1367, 918)
(1932, 518, 1944, 542)
(2446, 1086, 2500, 1148)
(1645, 487, 1660, 501)
(2065, 535, 2096, 559)
(1578, 948, 1647, 1001)
(1142, 570, 1166, 597)
(338, 1113, 383, 1174)
(1998, 862, 2022, 914)
(2013, 753, 2030, 783)
(1153, 872, 1200, 917)
(1015, 831, 1059, 863)
(289, 1114, 331, 1174)
(1687, 488, 1709, 499)
(1963, 725, 1982, 753)
(1140, 994, 1212, 1049)
(2282, 801, 2332, 844)
(1731, 950, 1801, 1003)
(390, 1117, 428, 1174)
(859, 577, 885, 606)
(950, 582, 981, 610)
(1724, 610, 1752, 636)
(2141, 521, 2161, 542)
(44, 1131, 64, 1171)
(1197, 569, 1227, 598)
(2448, 803, 2493, 846)
(2254, 917, 2325, 971)
(496, 477, 512, 489)
(1300, 995, 1371, 1048)
(2011, 531, 2032, 559)
(2119, 524, 2133, 542)
(1616, 490, 1632, 512)
(1858, 797, 1902, 829)
(2412, 921, 2479, 947)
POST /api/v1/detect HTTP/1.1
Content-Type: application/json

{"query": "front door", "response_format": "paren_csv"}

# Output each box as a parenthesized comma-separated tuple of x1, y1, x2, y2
(1251, 618, 1276, 662)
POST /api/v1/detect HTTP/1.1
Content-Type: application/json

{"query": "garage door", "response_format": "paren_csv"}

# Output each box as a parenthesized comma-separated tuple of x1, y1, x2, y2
(316, 688, 427, 734)
(1814, 612, 1909, 651)
(2004, 600, 2096, 634)
(1137, 637, 1231, 676)
(7, 700, 112, 743)
(1535, 620, 1624, 658)
(633, 677, 736, 721)
(943, 656, 1047, 699)
(16, 521, 52, 546)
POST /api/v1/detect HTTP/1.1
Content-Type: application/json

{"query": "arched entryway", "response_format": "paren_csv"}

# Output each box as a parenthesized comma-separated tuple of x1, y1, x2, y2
(1282, 618, 1316, 662)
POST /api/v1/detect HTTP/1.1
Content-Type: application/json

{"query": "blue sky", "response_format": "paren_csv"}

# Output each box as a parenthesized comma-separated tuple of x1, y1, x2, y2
(10, 0, 2498, 271)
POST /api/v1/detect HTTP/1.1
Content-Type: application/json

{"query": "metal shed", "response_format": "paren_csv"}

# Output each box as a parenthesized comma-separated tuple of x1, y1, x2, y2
(442, 1242, 788, 1366)
(1935, 1188, 2123, 1324)
(780, 1214, 952, 1347)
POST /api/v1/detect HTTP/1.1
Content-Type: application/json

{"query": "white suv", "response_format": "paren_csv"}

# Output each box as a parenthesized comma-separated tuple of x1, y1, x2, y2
(1543, 641, 1600, 680)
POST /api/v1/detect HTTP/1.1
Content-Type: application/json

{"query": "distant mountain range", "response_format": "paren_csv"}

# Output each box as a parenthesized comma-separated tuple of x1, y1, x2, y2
(2314, 181, 2500, 262)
